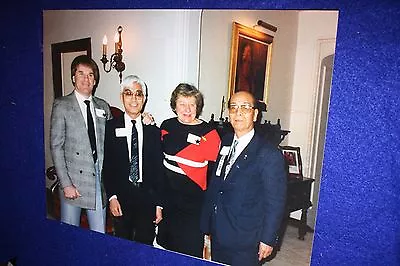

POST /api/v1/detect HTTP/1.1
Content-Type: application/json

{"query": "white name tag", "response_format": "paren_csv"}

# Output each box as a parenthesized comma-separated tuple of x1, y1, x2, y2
(215, 155, 226, 177)
(220, 146, 230, 156)
(115, 128, 128, 137)
(187, 133, 201, 145)
(95, 108, 106, 118)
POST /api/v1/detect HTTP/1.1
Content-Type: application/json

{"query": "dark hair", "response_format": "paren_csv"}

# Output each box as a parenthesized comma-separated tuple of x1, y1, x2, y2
(70, 55, 100, 89)
(170, 83, 204, 117)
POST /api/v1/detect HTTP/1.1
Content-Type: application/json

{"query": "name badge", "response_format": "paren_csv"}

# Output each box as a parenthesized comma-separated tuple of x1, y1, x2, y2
(220, 146, 230, 156)
(95, 108, 106, 118)
(115, 128, 128, 137)
(187, 133, 201, 145)
(215, 155, 226, 177)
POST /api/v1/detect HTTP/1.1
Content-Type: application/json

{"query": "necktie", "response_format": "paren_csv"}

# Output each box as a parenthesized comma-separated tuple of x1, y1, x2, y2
(84, 100, 97, 162)
(224, 139, 238, 178)
(128, 120, 140, 185)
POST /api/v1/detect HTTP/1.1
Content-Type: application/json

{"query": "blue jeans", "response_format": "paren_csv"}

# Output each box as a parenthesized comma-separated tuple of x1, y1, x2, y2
(60, 162, 105, 233)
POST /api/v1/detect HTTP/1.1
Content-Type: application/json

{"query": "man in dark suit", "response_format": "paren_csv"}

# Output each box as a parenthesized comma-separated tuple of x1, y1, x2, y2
(103, 75, 164, 245)
(201, 91, 287, 266)
(50, 55, 112, 233)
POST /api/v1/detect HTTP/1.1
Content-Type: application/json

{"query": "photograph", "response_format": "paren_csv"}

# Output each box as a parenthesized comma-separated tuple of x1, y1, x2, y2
(42, 9, 339, 265)
(281, 146, 303, 177)
(3, 1, 398, 266)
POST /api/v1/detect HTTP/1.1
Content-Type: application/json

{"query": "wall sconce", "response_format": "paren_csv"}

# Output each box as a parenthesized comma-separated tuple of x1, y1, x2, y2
(100, 26, 126, 83)
(255, 20, 278, 32)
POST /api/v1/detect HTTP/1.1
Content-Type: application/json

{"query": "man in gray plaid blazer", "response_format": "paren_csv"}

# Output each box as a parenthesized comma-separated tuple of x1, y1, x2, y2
(50, 55, 112, 233)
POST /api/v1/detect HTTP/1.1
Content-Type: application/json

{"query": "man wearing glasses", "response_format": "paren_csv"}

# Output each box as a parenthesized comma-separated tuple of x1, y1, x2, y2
(201, 91, 287, 266)
(103, 75, 164, 244)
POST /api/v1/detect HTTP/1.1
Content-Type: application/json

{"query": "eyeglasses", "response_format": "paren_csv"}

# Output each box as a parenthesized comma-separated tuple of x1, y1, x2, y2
(228, 104, 255, 113)
(75, 71, 95, 80)
(122, 89, 145, 99)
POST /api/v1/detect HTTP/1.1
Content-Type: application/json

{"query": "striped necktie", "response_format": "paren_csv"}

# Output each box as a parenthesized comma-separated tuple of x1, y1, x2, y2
(128, 120, 140, 185)
(224, 139, 238, 178)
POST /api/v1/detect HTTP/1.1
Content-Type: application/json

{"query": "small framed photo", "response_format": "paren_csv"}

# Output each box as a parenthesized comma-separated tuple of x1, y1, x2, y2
(280, 146, 303, 177)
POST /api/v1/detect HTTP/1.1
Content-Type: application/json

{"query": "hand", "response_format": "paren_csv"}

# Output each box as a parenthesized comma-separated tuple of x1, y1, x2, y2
(63, 185, 81, 200)
(258, 242, 273, 261)
(154, 206, 163, 224)
(142, 112, 155, 125)
(109, 198, 123, 217)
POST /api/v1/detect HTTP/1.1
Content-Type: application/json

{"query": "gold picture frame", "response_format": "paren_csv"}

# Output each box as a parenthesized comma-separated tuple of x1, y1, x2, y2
(228, 22, 274, 103)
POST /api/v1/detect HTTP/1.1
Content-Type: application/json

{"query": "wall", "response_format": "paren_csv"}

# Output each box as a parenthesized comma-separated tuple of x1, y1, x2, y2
(289, 11, 338, 177)
(288, 11, 338, 221)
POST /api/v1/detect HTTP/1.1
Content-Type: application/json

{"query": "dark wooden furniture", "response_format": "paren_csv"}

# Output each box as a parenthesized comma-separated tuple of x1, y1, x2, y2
(276, 177, 315, 249)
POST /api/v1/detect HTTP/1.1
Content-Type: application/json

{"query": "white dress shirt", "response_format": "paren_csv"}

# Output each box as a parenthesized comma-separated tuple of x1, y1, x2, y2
(74, 90, 97, 141)
(230, 128, 255, 163)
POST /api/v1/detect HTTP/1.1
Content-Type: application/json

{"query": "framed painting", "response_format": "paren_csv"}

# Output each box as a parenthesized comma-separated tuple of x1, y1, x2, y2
(51, 37, 92, 98)
(280, 146, 303, 178)
(228, 22, 274, 103)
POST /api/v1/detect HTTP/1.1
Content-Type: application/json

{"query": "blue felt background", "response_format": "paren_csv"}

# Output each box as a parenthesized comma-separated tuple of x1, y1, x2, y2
(1, 0, 399, 265)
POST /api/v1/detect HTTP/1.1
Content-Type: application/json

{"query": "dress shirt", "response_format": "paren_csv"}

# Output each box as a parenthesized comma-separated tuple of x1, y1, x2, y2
(74, 90, 97, 139)
(230, 128, 255, 164)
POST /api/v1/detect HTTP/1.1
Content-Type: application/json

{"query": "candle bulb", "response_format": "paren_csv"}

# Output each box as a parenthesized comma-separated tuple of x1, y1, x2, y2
(114, 32, 119, 53)
(102, 35, 108, 56)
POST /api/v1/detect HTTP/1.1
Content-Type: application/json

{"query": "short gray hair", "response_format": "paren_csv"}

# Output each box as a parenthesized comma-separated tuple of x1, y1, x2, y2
(120, 75, 148, 96)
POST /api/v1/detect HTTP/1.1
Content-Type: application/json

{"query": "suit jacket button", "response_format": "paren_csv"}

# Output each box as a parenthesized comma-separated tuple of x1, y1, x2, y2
(92, 173, 95, 176)
(80, 170, 83, 173)
(76, 152, 79, 155)
(219, 191, 223, 194)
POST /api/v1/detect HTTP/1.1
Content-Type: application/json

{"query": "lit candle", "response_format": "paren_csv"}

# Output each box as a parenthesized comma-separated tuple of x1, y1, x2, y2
(102, 35, 108, 56)
(114, 32, 119, 53)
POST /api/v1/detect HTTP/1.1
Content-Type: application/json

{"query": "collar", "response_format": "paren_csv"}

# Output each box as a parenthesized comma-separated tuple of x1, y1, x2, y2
(234, 128, 255, 143)
(124, 113, 142, 126)
(74, 90, 92, 103)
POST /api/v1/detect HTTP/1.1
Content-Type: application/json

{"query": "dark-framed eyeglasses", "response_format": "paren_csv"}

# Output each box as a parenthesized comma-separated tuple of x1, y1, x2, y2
(122, 89, 145, 99)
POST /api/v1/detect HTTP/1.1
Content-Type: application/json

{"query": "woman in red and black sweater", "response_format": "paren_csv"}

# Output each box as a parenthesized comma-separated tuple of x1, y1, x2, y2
(157, 83, 221, 258)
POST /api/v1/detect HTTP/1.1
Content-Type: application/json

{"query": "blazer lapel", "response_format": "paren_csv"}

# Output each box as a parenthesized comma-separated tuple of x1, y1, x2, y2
(141, 122, 149, 182)
(68, 93, 88, 134)
(115, 115, 130, 164)
(92, 98, 106, 147)
(224, 134, 260, 182)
